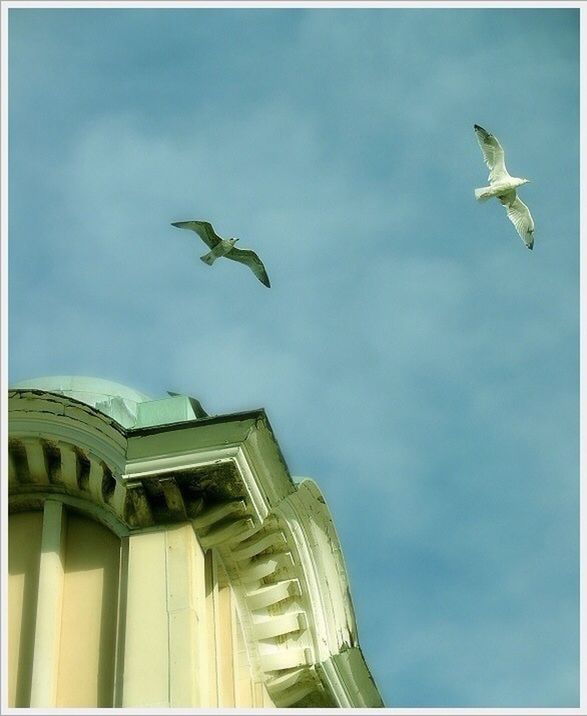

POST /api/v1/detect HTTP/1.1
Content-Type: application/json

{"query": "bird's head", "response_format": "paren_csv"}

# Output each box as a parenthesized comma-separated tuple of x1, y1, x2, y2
(229, 237, 239, 245)
(522, 178, 531, 185)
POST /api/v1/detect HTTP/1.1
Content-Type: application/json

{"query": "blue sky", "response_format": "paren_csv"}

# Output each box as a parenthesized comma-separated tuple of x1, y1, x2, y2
(8, 6, 579, 708)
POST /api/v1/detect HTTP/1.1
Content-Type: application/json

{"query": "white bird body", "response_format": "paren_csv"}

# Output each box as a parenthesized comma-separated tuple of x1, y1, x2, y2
(473, 124, 535, 250)
(474, 176, 528, 202)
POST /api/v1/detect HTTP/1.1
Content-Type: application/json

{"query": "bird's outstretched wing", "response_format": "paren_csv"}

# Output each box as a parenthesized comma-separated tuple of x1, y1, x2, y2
(474, 124, 509, 184)
(504, 195, 535, 250)
(226, 247, 271, 287)
(171, 220, 222, 248)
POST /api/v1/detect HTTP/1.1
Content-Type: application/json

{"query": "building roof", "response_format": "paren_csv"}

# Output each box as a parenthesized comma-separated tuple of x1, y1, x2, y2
(11, 375, 205, 429)
(8, 376, 384, 707)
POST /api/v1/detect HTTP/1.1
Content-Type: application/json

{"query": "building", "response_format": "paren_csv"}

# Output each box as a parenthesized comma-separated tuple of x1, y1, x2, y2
(8, 376, 383, 708)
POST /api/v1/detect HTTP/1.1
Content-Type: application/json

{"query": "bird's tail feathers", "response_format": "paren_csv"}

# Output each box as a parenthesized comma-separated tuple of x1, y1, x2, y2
(200, 251, 216, 265)
(474, 186, 493, 202)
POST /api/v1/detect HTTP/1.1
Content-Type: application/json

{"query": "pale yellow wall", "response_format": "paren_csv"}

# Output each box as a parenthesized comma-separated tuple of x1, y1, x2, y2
(121, 529, 169, 706)
(56, 515, 120, 707)
(120, 523, 208, 707)
(9, 504, 274, 708)
(9, 508, 120, 708)
(8, 511, 43, 707)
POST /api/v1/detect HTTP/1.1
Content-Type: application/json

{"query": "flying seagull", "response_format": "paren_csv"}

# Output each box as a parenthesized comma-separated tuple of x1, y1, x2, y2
(171, 219, 271, 287)
(473, 124, 535, 250)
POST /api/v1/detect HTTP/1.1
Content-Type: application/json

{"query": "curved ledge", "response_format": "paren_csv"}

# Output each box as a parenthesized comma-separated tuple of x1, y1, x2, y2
(9, 389, 128, 473)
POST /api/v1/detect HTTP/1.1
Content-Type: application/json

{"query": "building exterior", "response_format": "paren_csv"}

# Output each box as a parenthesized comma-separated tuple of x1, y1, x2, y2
(8, 376, 383, 708)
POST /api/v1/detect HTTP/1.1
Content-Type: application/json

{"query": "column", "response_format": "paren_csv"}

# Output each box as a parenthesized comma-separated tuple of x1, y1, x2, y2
(29, 501, 66, 706)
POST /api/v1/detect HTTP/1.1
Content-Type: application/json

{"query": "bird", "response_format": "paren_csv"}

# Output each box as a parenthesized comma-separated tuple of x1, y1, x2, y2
(473, 124, 535, 250)
(171, 219, 271, 287)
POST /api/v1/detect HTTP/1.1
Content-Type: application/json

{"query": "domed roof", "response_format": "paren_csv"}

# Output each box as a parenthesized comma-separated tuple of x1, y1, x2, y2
(11, 375, 152, 428)
(11, 375, 207, 429)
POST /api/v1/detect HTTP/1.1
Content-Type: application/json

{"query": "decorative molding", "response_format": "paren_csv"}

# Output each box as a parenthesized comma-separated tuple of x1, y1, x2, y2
(8, 388, 383, 708)
(9, 435, 131, 529)
(9, 390, 127, 473)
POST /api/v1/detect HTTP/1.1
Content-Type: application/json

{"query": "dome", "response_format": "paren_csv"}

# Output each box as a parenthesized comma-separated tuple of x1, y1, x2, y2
(10, 375, 207, 429)
(11, 375, 152, 428)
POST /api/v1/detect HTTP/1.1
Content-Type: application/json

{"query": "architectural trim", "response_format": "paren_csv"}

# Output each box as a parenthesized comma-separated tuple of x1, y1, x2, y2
(29, 501, 66, 707)
(8, 388, 383, 708)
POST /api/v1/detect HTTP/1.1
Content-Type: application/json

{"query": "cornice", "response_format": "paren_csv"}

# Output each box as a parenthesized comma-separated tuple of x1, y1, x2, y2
(8, 389, 127, 473)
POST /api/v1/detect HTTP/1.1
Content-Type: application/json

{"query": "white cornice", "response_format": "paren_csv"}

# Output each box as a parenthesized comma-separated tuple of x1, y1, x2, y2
(9, 390, 127, 473)
(273, 479, 358, 660)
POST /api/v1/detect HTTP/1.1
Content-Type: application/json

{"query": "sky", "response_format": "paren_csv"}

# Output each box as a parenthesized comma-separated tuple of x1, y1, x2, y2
(7, 5, 580, 709)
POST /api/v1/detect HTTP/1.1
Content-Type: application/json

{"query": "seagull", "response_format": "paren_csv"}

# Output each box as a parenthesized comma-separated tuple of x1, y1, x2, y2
(171, 219, 271, 287)
(473, 124, 535, 250)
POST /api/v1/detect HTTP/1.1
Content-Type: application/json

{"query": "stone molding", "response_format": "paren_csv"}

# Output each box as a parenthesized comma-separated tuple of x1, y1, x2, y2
(8, 388, 383, 708)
